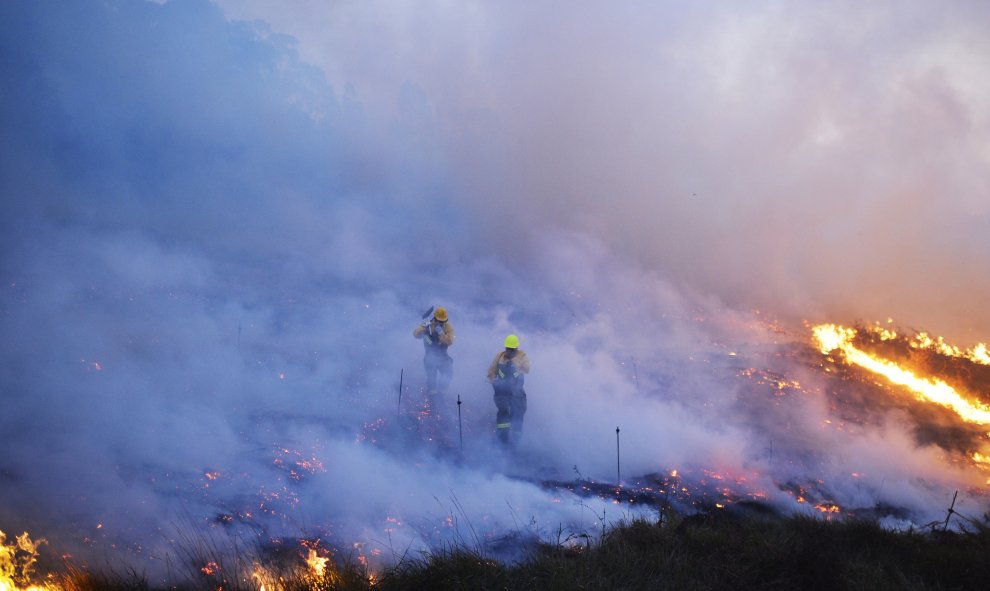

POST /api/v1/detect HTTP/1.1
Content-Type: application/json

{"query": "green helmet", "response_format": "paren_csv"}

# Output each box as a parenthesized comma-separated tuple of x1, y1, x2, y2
(504, 334, 520, 349)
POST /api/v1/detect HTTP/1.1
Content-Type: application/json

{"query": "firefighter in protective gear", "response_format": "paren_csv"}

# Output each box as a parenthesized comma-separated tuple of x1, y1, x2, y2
(413, 306, 455, 394)
(486, 334, 530, 446)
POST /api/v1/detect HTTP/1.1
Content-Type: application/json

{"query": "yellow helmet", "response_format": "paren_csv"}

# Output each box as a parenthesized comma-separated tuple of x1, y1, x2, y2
(434, 307, 448, 322)
(504, 334, 520, 349)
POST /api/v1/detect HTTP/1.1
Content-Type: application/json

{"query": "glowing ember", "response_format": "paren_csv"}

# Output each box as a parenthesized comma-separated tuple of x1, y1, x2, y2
(812, 324, 990, 425)
(272, 447, 326, 481)
(737, 368, 803, 394)
(200, 561, 220, 575)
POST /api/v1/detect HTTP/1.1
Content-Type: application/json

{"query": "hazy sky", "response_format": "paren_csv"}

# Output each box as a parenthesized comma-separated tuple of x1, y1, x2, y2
(2, 0, 988, 581)
(217, 0, 990, 342)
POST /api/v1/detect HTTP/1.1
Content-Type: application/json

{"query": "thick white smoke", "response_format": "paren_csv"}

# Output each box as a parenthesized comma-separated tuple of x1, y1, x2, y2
(219, 0, 990, 343)
(1, 0, 988, 583)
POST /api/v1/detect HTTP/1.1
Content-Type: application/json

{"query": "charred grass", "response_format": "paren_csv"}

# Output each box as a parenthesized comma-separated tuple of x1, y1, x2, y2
(48, 511, 990, 591)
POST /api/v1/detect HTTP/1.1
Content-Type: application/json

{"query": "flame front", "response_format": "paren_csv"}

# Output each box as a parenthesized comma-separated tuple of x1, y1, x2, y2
(912, 331, 990, 366)
(812, 324, 990, 425)
(859, 324, 990, 366)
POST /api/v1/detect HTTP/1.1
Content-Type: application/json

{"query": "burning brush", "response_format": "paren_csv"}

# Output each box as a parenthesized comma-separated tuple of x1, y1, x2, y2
(812, 323, 990, 426)
(534, 320, 990, 529)
(0, 529, 56, 591)
(813, 323, 990, 472)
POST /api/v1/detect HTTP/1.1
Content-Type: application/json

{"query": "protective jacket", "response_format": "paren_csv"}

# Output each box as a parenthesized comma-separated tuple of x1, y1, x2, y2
(413, 320, 455, 351)
(488, 348, 529, 445)
(414, 319, 455, 394)
(487, 349, 530, 384)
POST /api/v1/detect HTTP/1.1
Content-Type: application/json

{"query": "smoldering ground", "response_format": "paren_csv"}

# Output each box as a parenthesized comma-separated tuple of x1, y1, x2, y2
(1, 0, 989, 581)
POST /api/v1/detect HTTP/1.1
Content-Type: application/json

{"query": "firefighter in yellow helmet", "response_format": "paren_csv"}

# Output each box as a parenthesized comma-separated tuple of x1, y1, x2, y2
(413, 306, 455, 394)
(486, 334, 530, 446)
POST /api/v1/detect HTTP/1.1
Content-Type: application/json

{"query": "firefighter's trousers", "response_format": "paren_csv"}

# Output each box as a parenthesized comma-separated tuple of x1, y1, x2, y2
(493, 386, 527, 445)
(424, 350, 453, 394)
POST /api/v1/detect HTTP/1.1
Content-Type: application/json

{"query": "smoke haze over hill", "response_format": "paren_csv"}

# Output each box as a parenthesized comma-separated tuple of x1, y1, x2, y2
(219, 0, 990, 341)
(2, 0, 989, 581)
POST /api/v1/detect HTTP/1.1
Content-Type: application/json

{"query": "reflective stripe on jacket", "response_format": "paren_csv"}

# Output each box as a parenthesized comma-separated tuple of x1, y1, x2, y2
(487, 349, 530, 383)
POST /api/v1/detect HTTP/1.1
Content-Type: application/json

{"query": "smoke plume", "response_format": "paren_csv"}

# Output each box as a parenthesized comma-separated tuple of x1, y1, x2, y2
(1, 0, 988, 581)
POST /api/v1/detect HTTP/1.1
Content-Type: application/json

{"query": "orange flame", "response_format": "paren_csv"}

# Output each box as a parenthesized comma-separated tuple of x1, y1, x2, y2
(862, 324, 990, 366)
(304, 548, 328, 579)
(250, 565, 275, 591)
(912, 332, 990, 366)
(1, 530, 56, 591)
(812, 324, 990, 425)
